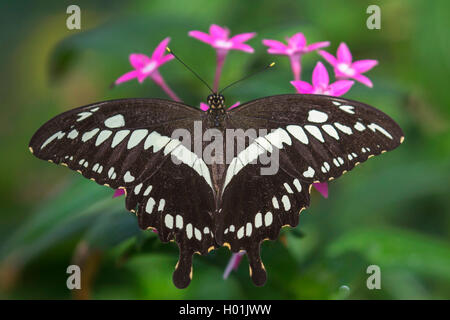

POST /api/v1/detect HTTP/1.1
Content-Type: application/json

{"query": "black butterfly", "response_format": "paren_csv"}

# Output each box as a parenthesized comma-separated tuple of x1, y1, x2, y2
(29, 93, 403, 288)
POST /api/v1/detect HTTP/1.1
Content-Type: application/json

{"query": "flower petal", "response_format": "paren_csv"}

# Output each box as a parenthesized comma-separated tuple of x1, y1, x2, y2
(137, 72, 148, 83)
(223, 252, 245, 279)
(113, 189, 126, 198)
(114, 70, 139, 85)
(328, 80, 354, 96)
(210, 24, 229, 40)
(188, 30, 213, 45)
(288, 32, 306, 49)
(312, 62, 329, 88)
(306, 41, 330, 51)
(267, 48, 289, 55)
(337, 42, 352, 63)
(351, 59, 378, 74)
(351, 73, 373, 87)
(231, 43, 254, 53)
(151, 37, 171, 61)
(313, 182, 328, 198)
(232, 252, 244, 269)
(262, 39, 288, 54)
(129, 53, 151, 70)
(230, 32, 256, 44)
(318, 50, 338, 66)
(228, 101, 240, 110)
(157, 54, 174, 67)
(200, 102, 209, 111)
(291, 80, 314, 94)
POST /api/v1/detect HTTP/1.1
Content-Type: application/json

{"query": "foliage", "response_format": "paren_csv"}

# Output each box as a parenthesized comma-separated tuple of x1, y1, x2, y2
(0, 0, 449, 299)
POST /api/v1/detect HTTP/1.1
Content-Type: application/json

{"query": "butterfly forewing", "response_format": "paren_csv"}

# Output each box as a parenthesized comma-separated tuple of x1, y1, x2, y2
(29, 99, 203, 189)
(228, 94, 404, 184)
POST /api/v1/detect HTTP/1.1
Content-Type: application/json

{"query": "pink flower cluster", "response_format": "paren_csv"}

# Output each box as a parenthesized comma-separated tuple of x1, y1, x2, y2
(113, 24, 378, 279)
(114, 37, 180, 102)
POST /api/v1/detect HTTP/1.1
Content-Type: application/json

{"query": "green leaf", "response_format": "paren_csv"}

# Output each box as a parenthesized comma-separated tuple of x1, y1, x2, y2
(0, 179, 122, 266)
(327, 227, 450, 282)
(83, 209, 141, 250)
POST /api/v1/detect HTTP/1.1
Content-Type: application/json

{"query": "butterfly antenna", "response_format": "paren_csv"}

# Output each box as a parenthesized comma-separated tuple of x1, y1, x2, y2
(219, 62, 275, 94)
(166, 47, 214, 93)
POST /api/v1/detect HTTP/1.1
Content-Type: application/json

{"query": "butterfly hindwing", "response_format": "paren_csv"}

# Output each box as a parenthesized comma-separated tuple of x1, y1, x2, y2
(217, 162, 311, 286)
(128, 158, 216, 288)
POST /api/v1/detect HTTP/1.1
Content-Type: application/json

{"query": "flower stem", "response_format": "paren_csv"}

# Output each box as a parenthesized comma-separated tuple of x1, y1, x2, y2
(151, 71, 181, 102)
(214, 50, 227, 92)
(290, 54, 302, 81)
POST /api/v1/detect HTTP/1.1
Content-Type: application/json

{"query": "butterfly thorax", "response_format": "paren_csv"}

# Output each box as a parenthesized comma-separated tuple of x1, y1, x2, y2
(206, 93, 227, 128)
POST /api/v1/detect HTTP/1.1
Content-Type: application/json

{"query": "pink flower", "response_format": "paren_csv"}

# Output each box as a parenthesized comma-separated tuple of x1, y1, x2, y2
(291, 62, 354, 96)
(312, 182, 328, 198)
(263, 33, 330, 80)
(200, 101, 240, 111)
(319, 43, 378, 87)
(189, 24, 256, 53)
(114, 37, 180, 101)
(189, 25, 256, 91)
(113, 189, 125, 198)
(223, 251, 245, 279)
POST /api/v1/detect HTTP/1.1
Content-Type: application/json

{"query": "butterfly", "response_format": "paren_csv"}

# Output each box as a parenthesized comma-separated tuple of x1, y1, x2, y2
(29, 92, 404, 288)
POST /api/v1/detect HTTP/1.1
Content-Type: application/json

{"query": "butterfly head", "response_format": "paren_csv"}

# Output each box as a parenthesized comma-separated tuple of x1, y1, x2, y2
(207, 93, 225, 110)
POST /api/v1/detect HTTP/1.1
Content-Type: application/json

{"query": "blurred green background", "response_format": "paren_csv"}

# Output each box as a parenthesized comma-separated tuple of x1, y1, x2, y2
(0, 0, 449, 299)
